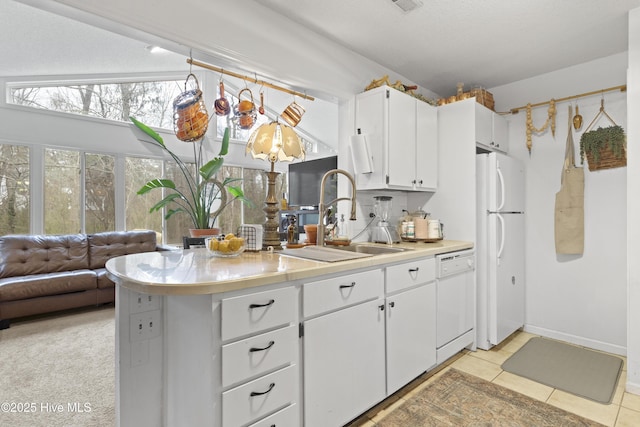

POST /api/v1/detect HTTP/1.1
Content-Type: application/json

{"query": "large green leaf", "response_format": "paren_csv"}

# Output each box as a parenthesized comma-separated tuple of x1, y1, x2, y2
(219, 127, 230, 156)
(130, 116, 166, 147)
(164, 207, 186, 220)
(137, 179, 177, 195)
(222, 177, 243, 186)
(149, 193, 185, 212)
(227, 185, 245, 198)
(200, 157, 224, 181)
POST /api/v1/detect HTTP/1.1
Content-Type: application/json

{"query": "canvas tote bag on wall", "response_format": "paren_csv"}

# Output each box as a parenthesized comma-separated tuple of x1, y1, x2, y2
(555, 105, 584, 254)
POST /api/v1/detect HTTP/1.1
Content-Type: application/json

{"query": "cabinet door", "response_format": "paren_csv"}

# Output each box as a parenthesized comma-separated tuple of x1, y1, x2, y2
(492, 113, 509, 153)
(387, 88, 417, 188)
(354, 87, 387, 190)
(303, 298, 386, 427)
(416, 100, 438, 190)
(474, 102, 493, 150)
(386, 283, 436, 394)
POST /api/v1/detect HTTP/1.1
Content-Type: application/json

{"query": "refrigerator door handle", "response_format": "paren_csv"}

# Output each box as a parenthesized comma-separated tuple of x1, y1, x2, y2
(496, 164, 505, 211)
(496, 213, 505, 263)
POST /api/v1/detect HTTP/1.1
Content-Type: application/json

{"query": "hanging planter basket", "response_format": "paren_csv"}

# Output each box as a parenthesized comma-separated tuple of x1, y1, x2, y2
(579, 125, 627, 171)
(578, 98, 627, 172)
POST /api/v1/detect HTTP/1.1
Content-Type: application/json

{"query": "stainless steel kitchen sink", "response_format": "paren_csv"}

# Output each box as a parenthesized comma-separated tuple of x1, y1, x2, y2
(280, 244, 411, 262)
(329, 244, 411, 255)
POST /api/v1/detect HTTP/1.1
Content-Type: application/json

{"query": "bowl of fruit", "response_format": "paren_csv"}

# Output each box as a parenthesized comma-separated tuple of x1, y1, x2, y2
(205, 234, 246, 258)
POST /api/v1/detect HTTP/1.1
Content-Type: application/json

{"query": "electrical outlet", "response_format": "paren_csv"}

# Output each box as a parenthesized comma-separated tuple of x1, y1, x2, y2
(130, 291, 161, 314)
(129, 309, 161, 342)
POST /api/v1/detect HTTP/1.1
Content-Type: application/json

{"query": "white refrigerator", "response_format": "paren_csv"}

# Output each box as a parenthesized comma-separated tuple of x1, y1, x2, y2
(476, 152, 525, 350)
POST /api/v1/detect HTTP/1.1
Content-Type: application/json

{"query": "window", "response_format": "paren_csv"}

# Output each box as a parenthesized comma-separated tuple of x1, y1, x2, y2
(0, 144, 30, 235)
(44, 149, 80, 234)
(125, 157, 162, 234)
(84, 153, 115, 233)
(9, 80, 183, 129)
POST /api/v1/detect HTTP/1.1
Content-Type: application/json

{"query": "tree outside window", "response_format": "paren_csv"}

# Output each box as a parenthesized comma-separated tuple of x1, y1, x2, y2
(0, 144, 30, 235)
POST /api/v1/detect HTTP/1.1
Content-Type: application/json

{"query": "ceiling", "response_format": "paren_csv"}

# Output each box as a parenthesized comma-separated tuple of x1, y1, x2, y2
(2, 0, 640, 98)
(254, 0, 640, 96)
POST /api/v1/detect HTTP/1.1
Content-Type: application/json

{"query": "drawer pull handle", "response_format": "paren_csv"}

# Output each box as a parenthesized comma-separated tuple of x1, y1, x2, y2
(250, 382, 275, 397)
(339, 282, 356, 289)
(389, 301, 395, 308)
(409, 267, 420, 273)
(379, 304, 385, 311)
(249, 340, 275, 353)
(249, 299, 275, 309)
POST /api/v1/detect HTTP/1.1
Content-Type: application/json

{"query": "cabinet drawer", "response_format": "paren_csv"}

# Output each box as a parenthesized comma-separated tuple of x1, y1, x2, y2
(303, 269, 383, 318)
(386, 257, 435, 294)
(247, 403, 298, 427)
(222, 325, 298, 387)
(222, 286, 297, 341)
(222, 365, 298, 427)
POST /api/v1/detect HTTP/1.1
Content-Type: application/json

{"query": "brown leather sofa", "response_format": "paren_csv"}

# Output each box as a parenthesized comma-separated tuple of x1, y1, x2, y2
(0, 230, 165, 329)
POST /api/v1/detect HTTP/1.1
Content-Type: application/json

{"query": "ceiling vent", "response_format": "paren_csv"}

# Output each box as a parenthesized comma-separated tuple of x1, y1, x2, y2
(391, 0, 423, 13)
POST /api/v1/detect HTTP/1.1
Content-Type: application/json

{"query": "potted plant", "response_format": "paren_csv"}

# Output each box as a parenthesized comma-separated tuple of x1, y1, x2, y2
(579, 125, 626, 171)
(130, 117, 250, 237)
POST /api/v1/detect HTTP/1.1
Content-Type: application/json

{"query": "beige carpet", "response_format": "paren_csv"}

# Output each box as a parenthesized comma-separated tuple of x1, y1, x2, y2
(377, 368, 605, 426)
(502, 337, 623, 404)
(0, 306, 115, 427)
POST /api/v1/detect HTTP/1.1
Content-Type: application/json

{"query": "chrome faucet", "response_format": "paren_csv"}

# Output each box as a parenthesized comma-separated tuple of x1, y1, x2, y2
(317, 169, 357, 246)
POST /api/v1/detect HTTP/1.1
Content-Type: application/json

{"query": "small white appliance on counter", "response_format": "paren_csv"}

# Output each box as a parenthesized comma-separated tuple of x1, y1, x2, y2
(436, 249, 475, 364)
(476, 152, 525, 350)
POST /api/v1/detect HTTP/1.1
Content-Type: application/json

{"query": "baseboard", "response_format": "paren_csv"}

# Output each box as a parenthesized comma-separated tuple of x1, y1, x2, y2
(626, 381, 640, 395)
(524, 324, 626, 356)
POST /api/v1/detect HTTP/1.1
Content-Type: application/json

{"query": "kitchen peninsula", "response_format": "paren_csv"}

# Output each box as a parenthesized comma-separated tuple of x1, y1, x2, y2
(106, 240, 473, 427)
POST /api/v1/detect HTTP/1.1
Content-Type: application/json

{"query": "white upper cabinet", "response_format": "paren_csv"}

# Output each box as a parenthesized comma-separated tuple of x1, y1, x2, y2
(475, 102, 508, 153)
(354, 86, 438, 191)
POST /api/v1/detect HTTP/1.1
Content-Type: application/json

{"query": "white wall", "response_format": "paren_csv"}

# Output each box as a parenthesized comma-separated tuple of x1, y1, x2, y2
(491, 54, 628, 355)
(626, 7, 640, 394)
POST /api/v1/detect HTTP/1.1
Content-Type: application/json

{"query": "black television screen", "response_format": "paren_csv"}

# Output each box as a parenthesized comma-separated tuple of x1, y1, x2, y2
(288, 156, 337, 208)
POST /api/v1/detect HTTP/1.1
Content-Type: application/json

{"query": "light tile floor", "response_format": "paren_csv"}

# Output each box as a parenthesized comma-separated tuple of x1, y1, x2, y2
(348, 331, 640, 427)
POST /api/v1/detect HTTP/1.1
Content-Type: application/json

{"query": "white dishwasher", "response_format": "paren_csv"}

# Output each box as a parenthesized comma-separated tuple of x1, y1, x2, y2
(436, 249, 475, 364)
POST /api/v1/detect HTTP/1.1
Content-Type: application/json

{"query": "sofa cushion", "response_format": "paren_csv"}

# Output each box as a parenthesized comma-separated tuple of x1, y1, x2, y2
(88, 230, 157, 269)
(0, 270, 97, 302)
(94, 268, 114, 289)
(0, 234, 89, 279)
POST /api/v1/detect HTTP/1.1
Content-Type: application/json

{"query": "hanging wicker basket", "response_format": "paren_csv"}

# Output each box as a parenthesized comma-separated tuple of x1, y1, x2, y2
(579, 99, 627, 172)
(580, 124, 627, 171)
(173, 74, 209, 142)
(232, 88, 257, 130)
(582, 131, 627, 171)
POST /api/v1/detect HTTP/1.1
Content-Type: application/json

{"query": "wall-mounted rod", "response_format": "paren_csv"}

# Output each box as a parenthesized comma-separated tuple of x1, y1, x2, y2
(509, 84, 626, 114)
(187, 58, 315, 101)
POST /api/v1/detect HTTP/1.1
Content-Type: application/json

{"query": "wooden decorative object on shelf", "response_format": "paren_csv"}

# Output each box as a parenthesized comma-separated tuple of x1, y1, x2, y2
(437, 87, 495, 111)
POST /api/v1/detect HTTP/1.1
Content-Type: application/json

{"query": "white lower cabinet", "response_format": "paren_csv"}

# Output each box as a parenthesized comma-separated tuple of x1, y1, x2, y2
(303, 298, 386, 427)
(247, 403, 298, 427)
(301, 260, 441, 426)
(302, 269, 386, 427)
(220, 285, 299, 426)
(222, 365, 298, 427)
(386, 283, 436, 393)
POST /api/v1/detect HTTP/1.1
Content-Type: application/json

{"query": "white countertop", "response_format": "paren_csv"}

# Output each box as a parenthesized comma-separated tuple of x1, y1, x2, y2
(105, 240, 473, 295)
